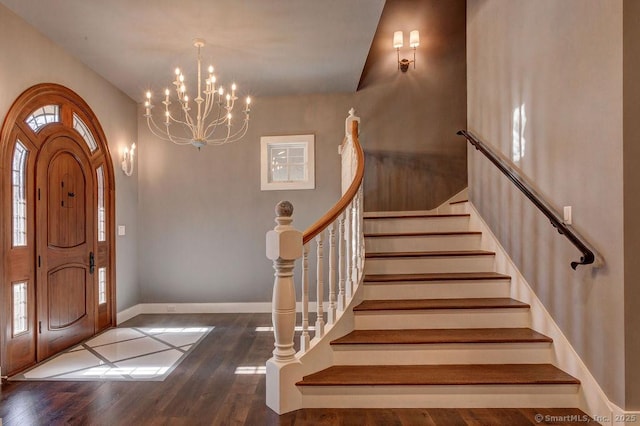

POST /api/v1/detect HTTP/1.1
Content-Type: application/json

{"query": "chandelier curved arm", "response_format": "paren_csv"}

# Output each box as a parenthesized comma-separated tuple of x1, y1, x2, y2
(146, 116, 192, 145)
(202, 108, 228, 136)
(205, 117, 250, 145)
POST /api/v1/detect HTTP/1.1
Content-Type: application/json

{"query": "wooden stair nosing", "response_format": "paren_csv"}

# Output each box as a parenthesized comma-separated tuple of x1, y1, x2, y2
(364, 213, 471, 220)
(364, 231, 482, 238)
(354, 298, 530, 312)
(365, 250, 495, 259)
(331, 328, 552, 345)
(364, 272, 511, 283)
(296, 364, 580, 387)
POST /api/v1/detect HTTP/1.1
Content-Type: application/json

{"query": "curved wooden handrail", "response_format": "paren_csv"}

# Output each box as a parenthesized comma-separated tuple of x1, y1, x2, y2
(303, 121, 364, 244)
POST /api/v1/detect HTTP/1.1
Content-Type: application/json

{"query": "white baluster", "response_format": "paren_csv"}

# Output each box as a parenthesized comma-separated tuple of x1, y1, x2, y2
(356, 185, 364, 276)
(300, 243, 310, 352)
(351, 200, 358, 290)
(344, 202, 353, 299)
(358, 186, 365, 273)
(354, 191, 361, 282)
(266, 201, 302, 361)
(338, 211, 346, 311)
(315, 232, 325, 337)
(328, 222, 337, 324)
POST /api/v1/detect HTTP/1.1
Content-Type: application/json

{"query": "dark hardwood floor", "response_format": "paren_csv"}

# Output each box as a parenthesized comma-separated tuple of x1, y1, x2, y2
(0, 313, 598, 425)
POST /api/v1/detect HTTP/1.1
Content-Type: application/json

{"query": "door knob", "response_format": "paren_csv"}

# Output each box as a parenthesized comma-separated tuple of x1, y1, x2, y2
(89, 251, 95, 274)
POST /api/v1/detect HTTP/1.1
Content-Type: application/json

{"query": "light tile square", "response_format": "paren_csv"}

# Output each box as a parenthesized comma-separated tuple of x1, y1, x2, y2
(23, 350, 102, 379)
(93, 336, 171, 362)
(86, 328, 146, 347)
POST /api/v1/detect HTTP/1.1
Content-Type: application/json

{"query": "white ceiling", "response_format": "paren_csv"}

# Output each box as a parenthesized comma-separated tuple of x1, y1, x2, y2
(0, 0, 385, 101)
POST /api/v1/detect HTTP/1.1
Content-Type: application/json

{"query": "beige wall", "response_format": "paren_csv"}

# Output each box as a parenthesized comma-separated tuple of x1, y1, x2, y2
(137, 93, 353, 303)
(358, 0, 467, 211)
(0, 4, 140, 311)
(467, 0, 626, 407)
(623, 0, 640, 410)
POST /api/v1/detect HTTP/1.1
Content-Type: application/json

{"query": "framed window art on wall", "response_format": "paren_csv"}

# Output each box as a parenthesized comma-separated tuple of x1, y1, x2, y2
(260, 134, 315, 191)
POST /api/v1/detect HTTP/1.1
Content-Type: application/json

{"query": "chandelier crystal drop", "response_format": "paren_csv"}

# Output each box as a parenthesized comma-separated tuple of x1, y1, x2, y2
(143, 38, 251, 149)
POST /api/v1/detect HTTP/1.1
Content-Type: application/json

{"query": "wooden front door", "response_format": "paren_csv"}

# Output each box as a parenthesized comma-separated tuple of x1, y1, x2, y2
(36, 134, 95, 361)
(1, 84, 115, 377)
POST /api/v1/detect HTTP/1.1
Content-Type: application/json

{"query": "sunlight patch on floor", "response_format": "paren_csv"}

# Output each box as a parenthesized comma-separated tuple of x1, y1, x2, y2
(10, 326, 213, 382)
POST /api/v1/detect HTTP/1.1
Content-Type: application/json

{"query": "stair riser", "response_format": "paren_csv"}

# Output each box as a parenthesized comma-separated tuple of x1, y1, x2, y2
(299, 384, 580, 408)
(364, 256, 495, 274)
(331, 343, 552, 365)
(437, 204, 468, 215)
(364, 217, 470, 234)
(365, 234, 482, 253)
(354, 309, 530, 330)
(364, 281, 511, 300)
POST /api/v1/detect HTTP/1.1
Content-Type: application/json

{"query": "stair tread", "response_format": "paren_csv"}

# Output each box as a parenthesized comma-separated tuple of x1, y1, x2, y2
(364, 213, 471, 220)
(365, 250, 495, 259)
(364, 272, 511, 283)
(297, 364, 580, 386)
(331, 328, 552, 345)
(365, 231, 482, 238)
(354, 298, 529, 311)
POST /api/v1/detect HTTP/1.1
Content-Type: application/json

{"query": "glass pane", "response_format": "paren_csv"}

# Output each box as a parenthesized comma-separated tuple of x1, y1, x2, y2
(97, 166, 106, 242)
(12, 141, 28, 247)
(289, 165, 306, 181)
(25, 105, 59, 132)
(13, 282, 28, 335)
(73, 113, 98, 152)
(267, 142, 308, 184)
(289, 147, 305, 158)
(98, 267, 107, 305)
(270, 165, 288, 182)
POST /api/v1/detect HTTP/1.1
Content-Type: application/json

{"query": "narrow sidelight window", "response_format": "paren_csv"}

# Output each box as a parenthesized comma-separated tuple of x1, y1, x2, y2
(97, 166, 105, 242)
(12, 141, 28, 247)
(25, 105, 60, 132)
(98, 267, 107, 305)
(73, 113, 98, 152)
(12, 282, 28, 335)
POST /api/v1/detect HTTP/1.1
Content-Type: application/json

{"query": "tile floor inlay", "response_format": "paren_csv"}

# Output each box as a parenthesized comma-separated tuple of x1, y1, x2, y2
(10, 326, 213, 382)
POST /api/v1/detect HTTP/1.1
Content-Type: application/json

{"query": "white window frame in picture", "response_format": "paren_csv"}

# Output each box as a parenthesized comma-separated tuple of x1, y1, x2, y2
(260, 134, 315, 190)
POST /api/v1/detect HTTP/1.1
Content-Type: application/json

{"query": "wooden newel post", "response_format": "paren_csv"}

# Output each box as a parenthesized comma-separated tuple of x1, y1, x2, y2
(266, 201, 303, 361)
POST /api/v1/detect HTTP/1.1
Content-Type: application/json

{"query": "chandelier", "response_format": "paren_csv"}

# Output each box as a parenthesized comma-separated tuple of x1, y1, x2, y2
(143, 38, 251, 149)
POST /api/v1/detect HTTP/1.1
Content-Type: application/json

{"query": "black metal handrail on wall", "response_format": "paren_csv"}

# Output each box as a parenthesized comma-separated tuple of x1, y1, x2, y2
(457, 130, 597, 270)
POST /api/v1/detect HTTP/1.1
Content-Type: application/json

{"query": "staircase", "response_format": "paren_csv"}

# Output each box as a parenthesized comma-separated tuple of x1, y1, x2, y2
(295, 202, 582, 409)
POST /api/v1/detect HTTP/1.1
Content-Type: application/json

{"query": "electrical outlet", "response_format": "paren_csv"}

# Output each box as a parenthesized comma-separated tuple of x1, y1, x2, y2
(563, 206, 572, 225)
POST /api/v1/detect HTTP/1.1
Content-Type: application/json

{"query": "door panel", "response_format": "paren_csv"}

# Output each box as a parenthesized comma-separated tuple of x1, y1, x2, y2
(47, 152, 86, 248)
(36, 134, 95, 361)
(47, 266, 87, 329)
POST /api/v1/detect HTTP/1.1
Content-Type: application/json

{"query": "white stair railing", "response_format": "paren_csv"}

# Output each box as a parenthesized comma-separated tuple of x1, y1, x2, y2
(265, 109, 364, 414)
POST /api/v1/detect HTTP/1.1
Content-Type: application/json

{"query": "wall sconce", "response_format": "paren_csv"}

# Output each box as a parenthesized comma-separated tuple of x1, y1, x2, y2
(121, 143, 136, 176)
(393, 30, 420, 72)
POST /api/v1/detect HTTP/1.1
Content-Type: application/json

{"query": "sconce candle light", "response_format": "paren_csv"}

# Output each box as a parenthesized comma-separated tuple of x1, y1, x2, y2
(394, 30, 420, 72)
(121, 143, 136, 176)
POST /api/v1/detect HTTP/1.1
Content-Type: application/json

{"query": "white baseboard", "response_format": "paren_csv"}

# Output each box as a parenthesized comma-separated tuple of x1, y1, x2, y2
(116, 304, 143, 324)
(467, 201, 618, 421)
(609, 403, 640, 426)
(117, 301, 330, 325)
